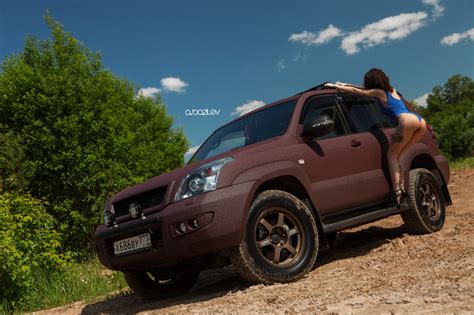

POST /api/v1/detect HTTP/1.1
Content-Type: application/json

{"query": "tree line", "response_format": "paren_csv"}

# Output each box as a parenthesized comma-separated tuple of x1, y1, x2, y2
(0, 13, 188, 306)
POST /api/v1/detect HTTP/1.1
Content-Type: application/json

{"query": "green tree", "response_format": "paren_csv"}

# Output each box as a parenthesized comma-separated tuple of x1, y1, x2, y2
(416, 75, 474, 159)
(0, 128, 25, 192)
(424, 74, 474, 117)
(0, 13, 189, 254)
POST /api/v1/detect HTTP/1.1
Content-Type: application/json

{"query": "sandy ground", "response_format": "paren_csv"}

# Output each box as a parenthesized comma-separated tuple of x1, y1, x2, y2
(36, 168, 474, 314)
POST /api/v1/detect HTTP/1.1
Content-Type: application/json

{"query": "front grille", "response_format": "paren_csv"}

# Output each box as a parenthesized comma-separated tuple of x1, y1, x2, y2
(113, 186, 167, 217)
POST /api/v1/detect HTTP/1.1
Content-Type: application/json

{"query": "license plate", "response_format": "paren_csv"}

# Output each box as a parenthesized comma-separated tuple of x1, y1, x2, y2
(113, 233, 151, 256)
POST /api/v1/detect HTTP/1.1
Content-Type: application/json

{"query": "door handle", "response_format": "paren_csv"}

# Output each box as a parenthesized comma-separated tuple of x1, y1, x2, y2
(351, 139, 362, 148)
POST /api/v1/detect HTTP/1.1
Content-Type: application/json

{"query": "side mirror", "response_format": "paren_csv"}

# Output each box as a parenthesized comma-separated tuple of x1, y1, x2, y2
(301, 114, 335, 140)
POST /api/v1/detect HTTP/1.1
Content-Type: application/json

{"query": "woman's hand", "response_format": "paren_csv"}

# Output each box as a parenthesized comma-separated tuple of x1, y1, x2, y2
(324, 82, 338, 88)
(324, 81, 381, 99)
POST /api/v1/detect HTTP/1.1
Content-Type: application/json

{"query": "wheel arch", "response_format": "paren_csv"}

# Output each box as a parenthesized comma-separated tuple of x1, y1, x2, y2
(408, 153, 452, 205)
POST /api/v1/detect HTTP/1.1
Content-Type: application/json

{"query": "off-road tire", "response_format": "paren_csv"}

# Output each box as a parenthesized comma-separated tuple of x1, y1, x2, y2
(229, 190, 318, 284)
(123, 270, 199, 300)
(401, 168, 446, 234)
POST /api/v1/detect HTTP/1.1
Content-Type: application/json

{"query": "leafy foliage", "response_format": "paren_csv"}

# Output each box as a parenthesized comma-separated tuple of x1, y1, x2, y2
(0, 13, 188, 254)
(0, 128, 25, 192)
(0, 193, 70, 308)
(414, 74, 474, 160)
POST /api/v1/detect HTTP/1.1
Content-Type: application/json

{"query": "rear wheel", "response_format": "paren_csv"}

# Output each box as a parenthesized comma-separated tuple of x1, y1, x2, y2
(123, 270, 199, 300)
(401, 168, 446, 234)
(229, 190, 318, 284)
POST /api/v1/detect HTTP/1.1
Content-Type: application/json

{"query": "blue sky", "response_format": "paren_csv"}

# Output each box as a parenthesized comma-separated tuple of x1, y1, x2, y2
(1, 0, 473, 162)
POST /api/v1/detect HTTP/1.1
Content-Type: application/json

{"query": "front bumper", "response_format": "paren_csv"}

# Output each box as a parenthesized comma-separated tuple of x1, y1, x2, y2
(94, 180, 256, 271)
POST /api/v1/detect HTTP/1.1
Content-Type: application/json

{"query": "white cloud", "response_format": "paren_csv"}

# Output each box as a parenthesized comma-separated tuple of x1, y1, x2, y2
(160, 77, 189, 93)
(276, 59, 286, 72)
(185, 144, 201, 156)
(340, 12, 428, 55)
(414, 93, 430, 107)
(289, 24, 343, 46)
(440, 28, 474, 46)
(231, 100, 266, 116)
(292, 52, 307, 62)
(422, 0, 445, 17)
(137, 87, 161, 98)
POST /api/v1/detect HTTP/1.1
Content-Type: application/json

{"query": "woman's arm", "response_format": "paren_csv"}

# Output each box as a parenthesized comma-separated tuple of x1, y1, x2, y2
(324, 82, 382, 98)
(334, 81, 364, 89)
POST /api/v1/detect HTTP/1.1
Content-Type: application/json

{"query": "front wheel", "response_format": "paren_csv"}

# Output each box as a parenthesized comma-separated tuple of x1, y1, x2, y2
(229, 190, 318, 284)
(401, 168, 446, 234)
(123, 270, 199, 300)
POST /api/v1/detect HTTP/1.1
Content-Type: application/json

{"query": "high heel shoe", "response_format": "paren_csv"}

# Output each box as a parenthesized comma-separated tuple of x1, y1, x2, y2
(397, 165, 411, 210)
(392, 184, 410, 210)
(393, 185, 410, 210)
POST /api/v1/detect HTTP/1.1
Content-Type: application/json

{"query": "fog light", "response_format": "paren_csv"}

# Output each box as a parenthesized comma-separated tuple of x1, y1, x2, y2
(129, 202, 143, 219)
(191, 218, 199, 229)
(178, 222, 187, 233)
(103, 211, 116, 227)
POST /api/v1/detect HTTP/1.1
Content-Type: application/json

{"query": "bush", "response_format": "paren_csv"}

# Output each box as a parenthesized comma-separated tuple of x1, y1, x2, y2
(0, 193, 70, 309)
(430, 103, 474, 159)
(417, 74, 474, 160)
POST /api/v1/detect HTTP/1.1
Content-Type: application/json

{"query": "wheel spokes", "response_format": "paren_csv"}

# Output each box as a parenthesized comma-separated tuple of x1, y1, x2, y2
(284, 243, 297, 256)
(276, 212, 285, 228)
(425, 184, 431, 195)
(419, 182, 441, 221)
(254, 207, 305, 268)
(259, 218, 273, 232)
(288, 227, 299, 237)
(273, 247, 282, 263)
(257, 238, 272, 248)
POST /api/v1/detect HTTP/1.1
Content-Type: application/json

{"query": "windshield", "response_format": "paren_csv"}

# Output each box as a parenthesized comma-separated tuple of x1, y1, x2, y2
(187, 99, 297, 164)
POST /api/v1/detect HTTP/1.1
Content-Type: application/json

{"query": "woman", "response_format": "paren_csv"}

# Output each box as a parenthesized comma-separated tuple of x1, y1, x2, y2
(325, 68, 427, 208)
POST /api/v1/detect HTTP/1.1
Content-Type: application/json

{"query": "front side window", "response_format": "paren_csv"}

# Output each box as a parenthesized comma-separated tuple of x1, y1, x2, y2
(188, 99, 297, 164)
(300, 95, 348, 139)
(340, 95, 397, 132)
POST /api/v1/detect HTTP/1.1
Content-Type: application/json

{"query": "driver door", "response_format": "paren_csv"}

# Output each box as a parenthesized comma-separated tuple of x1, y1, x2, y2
(297, 95, 388, 215)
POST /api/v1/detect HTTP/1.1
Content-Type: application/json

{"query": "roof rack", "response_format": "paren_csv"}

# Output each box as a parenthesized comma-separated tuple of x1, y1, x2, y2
(294, 82, 332, 96)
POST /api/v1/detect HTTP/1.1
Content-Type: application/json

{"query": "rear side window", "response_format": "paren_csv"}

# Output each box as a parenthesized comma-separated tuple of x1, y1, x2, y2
(340, 95, 397, 132)
(300, 95, 349, 139)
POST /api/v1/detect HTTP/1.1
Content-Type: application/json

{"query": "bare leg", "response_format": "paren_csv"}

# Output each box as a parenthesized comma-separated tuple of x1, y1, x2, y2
(397, 116, 426, 189)
(387, 115, 419, 202)
(398, 117, 427, 162)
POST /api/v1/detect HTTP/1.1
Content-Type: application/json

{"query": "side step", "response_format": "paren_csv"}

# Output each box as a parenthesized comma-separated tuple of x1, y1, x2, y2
(322, 206, 404, 233)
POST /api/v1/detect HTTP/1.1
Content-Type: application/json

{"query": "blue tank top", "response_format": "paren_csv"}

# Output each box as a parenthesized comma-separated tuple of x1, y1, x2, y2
(381, 90, 411, 119)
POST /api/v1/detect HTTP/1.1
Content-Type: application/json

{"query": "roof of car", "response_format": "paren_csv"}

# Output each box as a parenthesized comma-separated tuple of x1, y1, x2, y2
(221, 82, 335, 129)
(292, 82, 333, 96)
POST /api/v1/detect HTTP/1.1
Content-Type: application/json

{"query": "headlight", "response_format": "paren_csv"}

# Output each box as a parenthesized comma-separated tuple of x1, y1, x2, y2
(174, 156, 234, 201)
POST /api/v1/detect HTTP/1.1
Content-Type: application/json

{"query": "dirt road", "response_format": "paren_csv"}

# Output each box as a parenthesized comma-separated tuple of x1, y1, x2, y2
(39, 168, 474, 314)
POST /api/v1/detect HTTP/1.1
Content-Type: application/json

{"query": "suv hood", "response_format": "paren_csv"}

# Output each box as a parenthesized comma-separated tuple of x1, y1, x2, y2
(108, 135, 285, 210)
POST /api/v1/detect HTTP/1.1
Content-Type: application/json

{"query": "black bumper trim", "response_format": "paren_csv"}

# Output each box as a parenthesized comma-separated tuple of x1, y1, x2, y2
(95, 215, 161, 240)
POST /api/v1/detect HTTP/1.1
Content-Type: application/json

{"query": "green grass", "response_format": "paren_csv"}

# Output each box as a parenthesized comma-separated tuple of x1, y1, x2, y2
(450, 156, 474, 170)
(1, 257, 128, 313)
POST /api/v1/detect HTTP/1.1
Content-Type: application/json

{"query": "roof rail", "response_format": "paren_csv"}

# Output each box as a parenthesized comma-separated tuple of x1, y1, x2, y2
(294, 82, 332, 96)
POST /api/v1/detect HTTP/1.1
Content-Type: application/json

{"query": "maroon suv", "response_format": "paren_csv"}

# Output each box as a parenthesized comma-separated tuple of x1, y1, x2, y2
(94, 83, 451, 300)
